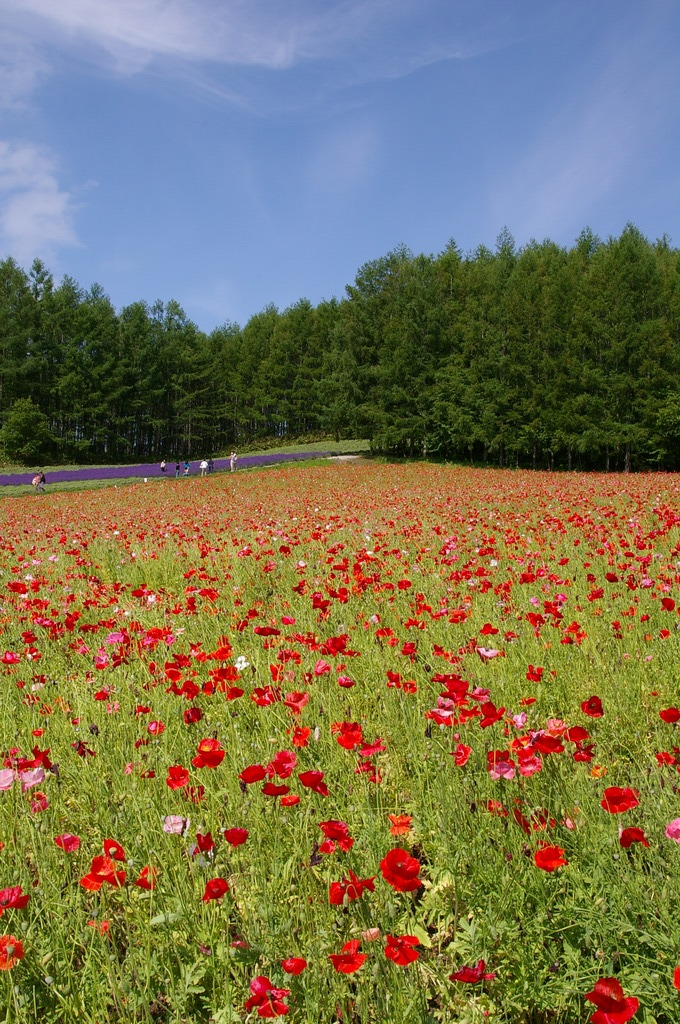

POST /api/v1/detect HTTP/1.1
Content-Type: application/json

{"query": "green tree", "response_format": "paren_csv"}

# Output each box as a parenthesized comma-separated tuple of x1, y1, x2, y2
(0, 397, 53, 463)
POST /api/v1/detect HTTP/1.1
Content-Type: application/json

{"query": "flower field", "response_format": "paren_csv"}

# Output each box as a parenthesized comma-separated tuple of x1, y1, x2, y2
(1, 462, 680, 1023)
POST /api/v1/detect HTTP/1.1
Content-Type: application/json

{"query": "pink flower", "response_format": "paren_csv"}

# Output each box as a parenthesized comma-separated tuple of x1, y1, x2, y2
(665, 817, 680, 843)
(19, 768, 45, 791)
(476, 647, 502, 662)
(163, 815, 189, 834)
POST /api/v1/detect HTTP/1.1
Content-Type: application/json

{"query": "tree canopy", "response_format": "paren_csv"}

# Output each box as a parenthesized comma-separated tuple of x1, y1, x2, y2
(1, 225, 679, 470)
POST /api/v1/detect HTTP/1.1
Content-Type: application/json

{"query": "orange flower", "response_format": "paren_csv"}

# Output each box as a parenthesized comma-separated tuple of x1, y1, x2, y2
(387, 813, 412, 836)
(87, 920, 110, 935)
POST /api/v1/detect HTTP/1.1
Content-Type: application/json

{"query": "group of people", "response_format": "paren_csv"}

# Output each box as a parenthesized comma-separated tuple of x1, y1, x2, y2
(29, 451, 240, 496)
(160, 453, 238, 477)
(32, 470, 46, 494)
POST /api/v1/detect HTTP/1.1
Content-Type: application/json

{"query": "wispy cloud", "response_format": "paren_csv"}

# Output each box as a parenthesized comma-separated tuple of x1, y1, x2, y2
(307, 120, 380, 196)
(182, 276, 240, 327)
(488, 7, 680, 242)
(0, 140, 79, 263)
(0, 29, 49, 109)
(2, 0, 503, 81)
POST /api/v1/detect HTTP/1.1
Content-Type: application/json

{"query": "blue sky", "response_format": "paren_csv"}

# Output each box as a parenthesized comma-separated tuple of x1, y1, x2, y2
(1, 0, 679, 332)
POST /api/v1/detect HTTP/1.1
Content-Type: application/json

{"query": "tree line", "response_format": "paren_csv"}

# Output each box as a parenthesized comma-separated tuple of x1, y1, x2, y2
(1, 223, 679, 470)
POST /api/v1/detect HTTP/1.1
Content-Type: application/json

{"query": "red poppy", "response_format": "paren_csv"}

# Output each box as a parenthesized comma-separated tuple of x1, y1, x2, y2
(201, 878, 229, 902)
(280, 793, 300, 806)
(0, 935, 24, 970)
(329, 938, 367, 974)
(329, 870, 376, 905)
(30, 790, 49, 814)
(223, 827, 249, 847)
(251, 686, 281, 707)
(532, 734, 565, 755)
(298, 770, 329, 796)
(449, 959, 496, 983)
(479, 701, 506, 728)
(451, 743, 472, 766)
(103, 838, 126, 861)
(262, 782, 290, 797)
(331, 721, 364, 750)
(266, 749, 298, 779)
(283, 691, 309, 715)
(134, 866, 158, 890)
(281, 957, 307, 975)
(659, 708, 680, 724)
(384, 934, 420, 966)
(380, 847, 422, 892)
(239, 764, 267, 784)
(192, 738, 225, 769)
(0, 887, 30, 916)
(488, 799, 508, 817)
(533, 843, 567, 872)
(673, 966, 680, 991)
(54, 833, 81, 853)
(619, 828, 649, 849)
(582, 696, 604, 717)
(319, 820, 354, 853)
(601, 787, 639, 814)
(166, 764, 189, 790)
(80, 855, 126, 891)
(359, 737, 386, 758)
(584, 976, 639, 1024)
(194, 832, 215, 854)
(244, 975, 290, 1017)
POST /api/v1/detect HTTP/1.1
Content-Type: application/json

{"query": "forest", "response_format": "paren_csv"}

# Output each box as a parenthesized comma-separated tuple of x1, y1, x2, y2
(1, 223, 679, 471)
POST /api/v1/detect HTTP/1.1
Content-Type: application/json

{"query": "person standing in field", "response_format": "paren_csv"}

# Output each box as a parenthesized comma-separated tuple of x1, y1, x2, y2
(175, 461, 180, 478)
(230, 451, 237, 472)
(184, 460, 190, 477)
(200, 459, 208, 476)
(160, 459, 166, 473)
(207, 457, 214, 474)
(32, 473, 41, 494)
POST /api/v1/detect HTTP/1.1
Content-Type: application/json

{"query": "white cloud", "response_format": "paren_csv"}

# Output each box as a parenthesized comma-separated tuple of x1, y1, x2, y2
(2, 0, 502, 78)
(0, 140, 79, 263)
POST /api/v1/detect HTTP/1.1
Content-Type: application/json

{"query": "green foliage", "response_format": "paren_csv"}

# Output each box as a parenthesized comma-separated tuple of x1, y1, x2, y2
(0, 396, 53, 463)
(1, 224, 680, 468)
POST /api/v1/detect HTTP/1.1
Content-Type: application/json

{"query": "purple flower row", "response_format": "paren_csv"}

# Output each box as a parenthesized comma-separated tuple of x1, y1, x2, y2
(0, 452, 331, 487)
